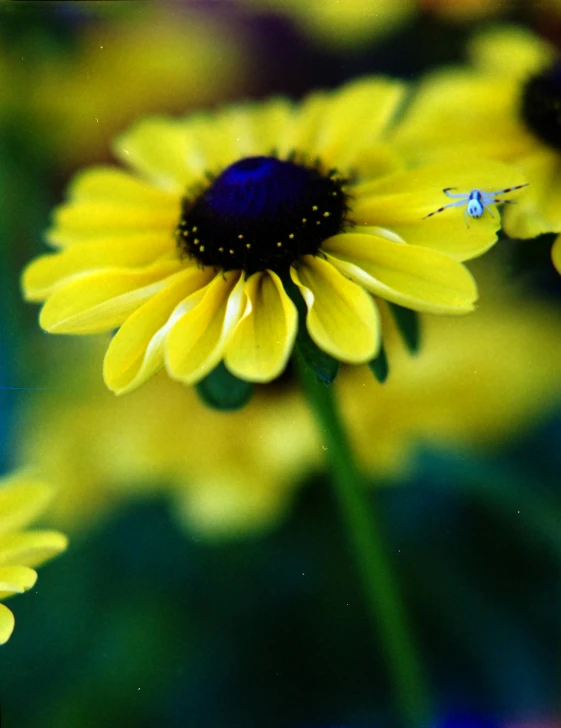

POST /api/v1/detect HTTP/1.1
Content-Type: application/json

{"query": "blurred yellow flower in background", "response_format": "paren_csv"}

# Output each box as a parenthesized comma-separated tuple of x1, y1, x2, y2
(8, 4, 250, 167)
(261, 0, 416, 49)
(15, 259, 561, 541)
(14, 338, 318, 540)
(391, 26, 561, 264)
(341, 262, 561, 475)
(0, 475, 67, 644)
(249, 0, 512, 51)
(22, 76, 526, 392)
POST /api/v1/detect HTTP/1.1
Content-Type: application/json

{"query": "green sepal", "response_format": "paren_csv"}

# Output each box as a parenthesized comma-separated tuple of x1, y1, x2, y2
(195, 362, 253, 411)
(389, 303, 421, 354)
(295, 326, 340, 386)
(281, 271, 339, 386)
(368, 344, 389, 383)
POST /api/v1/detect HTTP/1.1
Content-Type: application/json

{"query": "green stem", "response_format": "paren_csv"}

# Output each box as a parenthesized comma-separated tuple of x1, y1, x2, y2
(296, 355, 433, 728)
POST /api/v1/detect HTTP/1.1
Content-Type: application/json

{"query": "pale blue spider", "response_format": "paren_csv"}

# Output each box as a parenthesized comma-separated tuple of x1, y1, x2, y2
(423, 183, 529, 226)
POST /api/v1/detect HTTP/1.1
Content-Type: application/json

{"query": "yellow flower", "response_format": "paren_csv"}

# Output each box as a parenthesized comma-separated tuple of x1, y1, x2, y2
(15, 261, 561, 540)
(23, 77, 525, 391)
(263, 0, 416, 49)
(22, 6, 250, 168)
(390, 26, 561, 261)
(0, 475, 67, 644)
(247, 0, 509, 51)
(14, 338, 318, 539)
(341, 263, 561, 475)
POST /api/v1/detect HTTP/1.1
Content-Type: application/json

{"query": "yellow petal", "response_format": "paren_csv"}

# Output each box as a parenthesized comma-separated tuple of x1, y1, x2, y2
(104, 267, 215, 395)
(502, 150, 561, 238)
(166, 271, 245, 384)
(39, 261, 182, 334)
(48, 199, 178, 247)
(0, 478, 52, 535)
(352, 160, 528, 260)
(301, 77, 407, 169)
(209, 107, 261, 163)
(209, 100, 294, 163)
(0, 530, 68, 569)
(0, 566, 37, 600)
(531, 157, 561, 234)
(47, 168, 178, 248)
(225, 271, 298, 382)
(552, 235, 561, 275)
(325, 233, 477, 314)
(120, 107, 279, 190)
(353, 145, 404, 181)
(64, 166, 178, 207)
(245, 98, 295, 158)
(291, 256, 380, 363)
(0, 603, 15, 644)
(391, 71, 533, 165)
(285, 91, 329, 162)
(113, 117, 200, 192)
(469, 25, 554, 79)
(176, 113, 242, 175)
(23, 235, 175, 301)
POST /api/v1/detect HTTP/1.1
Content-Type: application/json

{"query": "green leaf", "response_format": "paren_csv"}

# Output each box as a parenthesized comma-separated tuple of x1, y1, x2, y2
(195, 362, 253, 411)
(368, 344, 389, 383)
(389, 303, 421, 354)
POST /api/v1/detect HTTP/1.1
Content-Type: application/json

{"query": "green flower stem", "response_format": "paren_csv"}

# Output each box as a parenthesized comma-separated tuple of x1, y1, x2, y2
(296, 354, 433, 728)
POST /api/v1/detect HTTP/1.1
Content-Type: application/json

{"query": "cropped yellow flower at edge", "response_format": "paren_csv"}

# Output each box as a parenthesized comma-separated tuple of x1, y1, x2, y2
(0, 475, 67, 644)
(389, 25, 561, 271)
(22, 77, 526, 393)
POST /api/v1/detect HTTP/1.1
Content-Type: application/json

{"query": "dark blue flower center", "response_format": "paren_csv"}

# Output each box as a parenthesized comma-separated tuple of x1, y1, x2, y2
(176, 155, 350, 275)
(521, 59, 561, 150)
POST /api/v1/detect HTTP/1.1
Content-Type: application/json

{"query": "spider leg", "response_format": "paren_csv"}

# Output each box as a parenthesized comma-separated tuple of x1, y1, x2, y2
(491, 198, 517, 205)
(463, 208, 470, 229)
(423, 199, 466, 219)
(483, 203, 496, 219)
(443, 187, 467, 199)
(484, 183, 529, 197)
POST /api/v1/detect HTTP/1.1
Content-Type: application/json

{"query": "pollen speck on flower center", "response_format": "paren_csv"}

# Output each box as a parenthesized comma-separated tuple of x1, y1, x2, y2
(176, 155, 350, 275)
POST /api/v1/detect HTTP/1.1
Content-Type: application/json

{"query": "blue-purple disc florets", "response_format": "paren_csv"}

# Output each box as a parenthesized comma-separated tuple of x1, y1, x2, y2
(176, 155, 350, 275)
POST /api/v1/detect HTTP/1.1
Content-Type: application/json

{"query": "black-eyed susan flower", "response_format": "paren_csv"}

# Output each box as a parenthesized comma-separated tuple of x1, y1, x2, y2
(390, 26, 561, 267)
(0, 475, 67, 644)
(23, 77, 526, 394)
